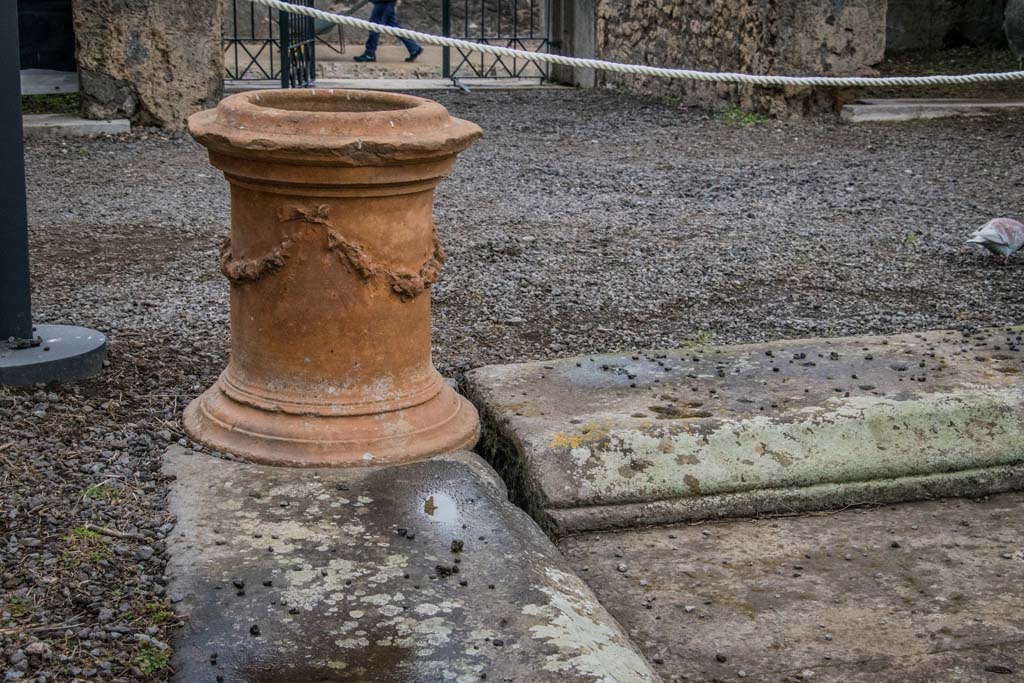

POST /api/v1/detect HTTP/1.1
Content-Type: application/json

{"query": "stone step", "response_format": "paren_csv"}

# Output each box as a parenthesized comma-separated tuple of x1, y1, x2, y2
(465, 328, 1024, 535)
(164, 446, 660, 682)
(20, 68, 79, 95)
(842, 98, 1024, 123)
(23, 114, 130, 139)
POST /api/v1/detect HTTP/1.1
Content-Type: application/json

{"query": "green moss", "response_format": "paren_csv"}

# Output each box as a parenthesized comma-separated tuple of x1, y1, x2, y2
(62, 526, 113, 566)
(139, 601, 177, 626)
(680, 330, 715, 348)
(83, 483, 122, 503)
(21, 92, 80, 115)
(68, 526, 104, 541)
(4, 596, 31, 617)
(134, 646, 170, 675)
(719, 106, 770, 126)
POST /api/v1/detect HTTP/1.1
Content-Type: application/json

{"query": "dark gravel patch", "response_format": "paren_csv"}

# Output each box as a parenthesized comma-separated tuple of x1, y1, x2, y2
(3, 89, 1024, 680)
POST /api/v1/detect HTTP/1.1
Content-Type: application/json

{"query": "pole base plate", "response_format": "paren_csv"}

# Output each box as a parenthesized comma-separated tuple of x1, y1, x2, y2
(0, 324, 107, 386)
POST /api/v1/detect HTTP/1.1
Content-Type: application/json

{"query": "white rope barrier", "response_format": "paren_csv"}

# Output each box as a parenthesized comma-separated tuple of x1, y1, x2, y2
(252, 0, 1024, 88)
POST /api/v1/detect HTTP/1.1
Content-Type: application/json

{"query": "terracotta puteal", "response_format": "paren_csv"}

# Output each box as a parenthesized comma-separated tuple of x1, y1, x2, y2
(184, 89, 482, 466)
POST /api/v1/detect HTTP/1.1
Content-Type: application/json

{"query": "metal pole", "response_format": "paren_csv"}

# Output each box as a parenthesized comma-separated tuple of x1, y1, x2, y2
(306, 1, 315, 86)
(0, 0, 34, 341)
(442, 0, 451, 78)
(280, 8, 292, 88)
(0, 0, 105, 386)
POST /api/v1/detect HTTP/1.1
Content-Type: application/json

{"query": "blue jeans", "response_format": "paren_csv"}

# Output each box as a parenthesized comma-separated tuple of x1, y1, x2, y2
(364, 2, 421, 57)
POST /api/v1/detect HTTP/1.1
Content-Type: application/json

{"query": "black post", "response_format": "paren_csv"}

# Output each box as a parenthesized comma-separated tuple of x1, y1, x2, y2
(1, 0, 34, 342)
(442, 0, 451, 78)
(306, 2, 315, 86)
(0, 0, 105, 386)
(280, 9, 292, 88)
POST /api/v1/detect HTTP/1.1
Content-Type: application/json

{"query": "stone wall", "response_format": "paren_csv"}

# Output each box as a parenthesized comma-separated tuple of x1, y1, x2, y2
(886, 0, 1006, 52)
(73, 0, 223, 129)
(592, 0, 887, 117)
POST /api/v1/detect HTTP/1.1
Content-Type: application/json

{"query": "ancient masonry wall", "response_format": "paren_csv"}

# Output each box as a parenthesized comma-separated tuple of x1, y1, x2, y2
(593, 0, 887, 117)
(73, 0, 224, 129)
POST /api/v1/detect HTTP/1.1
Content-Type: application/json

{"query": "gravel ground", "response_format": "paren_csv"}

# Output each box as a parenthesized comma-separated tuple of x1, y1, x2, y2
(3, 89, 1024, 681)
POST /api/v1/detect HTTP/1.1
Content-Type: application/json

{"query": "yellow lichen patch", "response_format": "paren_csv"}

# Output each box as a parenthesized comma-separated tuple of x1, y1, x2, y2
(551, 433, 584, 450)
(551, 423, 611, 451)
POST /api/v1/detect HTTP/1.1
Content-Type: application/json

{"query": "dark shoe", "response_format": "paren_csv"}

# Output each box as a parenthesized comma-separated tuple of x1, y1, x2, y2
(353, 53, 376, 62)
(405, 47, 423, 63)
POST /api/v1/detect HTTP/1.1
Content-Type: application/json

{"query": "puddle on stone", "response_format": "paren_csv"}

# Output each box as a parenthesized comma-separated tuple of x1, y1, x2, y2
(246, 643, 411, 682)
(421, 492, 459, 525)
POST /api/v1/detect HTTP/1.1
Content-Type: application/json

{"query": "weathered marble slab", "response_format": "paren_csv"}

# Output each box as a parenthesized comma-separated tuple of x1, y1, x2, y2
(164, 446, 660, 682)
(466, 328, 1024, 534)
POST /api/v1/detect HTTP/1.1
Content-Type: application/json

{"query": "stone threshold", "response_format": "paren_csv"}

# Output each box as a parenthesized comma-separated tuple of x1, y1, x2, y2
(164, 446, 661, 682)
(20, 68, 79, 96)
(550, 464, 1024, 533)
(465, 328, 1024, 536)
(841, 98, 1024, 123)
(23, 114, 130, 139)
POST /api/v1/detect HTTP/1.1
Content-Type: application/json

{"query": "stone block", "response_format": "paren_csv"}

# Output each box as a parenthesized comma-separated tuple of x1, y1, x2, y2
(842, 97, 1024, 122)
(164, 446, 660, 682)
(72, 0, 223, 129)
(465, 328, 1024, 535)
(22, 113, 130, 138)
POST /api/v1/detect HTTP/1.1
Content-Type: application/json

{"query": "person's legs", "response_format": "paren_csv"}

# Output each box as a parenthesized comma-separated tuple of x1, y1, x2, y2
(362, 2, 386, 58)
(381, 2, 422, 57)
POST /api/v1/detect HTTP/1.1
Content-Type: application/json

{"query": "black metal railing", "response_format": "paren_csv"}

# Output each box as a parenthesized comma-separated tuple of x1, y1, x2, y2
(224, 0, 278, 80)
(442, 0, 550, 80)
(224, 0, 316, 87)
(279, 3, 316, 88)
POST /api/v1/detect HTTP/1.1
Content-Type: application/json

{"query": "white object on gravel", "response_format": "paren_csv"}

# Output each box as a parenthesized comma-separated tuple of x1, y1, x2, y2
(967, 217, 1024, 257)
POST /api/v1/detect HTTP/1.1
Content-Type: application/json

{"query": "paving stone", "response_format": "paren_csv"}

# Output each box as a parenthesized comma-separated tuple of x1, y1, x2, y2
(559, 493, 1024, 683)
(163, 446, 660, 683)
(22, 114, 130, 138)
(842, 98, 1024, 123)
(465, 328, 1024, 535)
(20, 68, 79, 95)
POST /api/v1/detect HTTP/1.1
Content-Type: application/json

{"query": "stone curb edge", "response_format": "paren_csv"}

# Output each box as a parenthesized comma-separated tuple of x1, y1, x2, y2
(547, 464, 1024, 536)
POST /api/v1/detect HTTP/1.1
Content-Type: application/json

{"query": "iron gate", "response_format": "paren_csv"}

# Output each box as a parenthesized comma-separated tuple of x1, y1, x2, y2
(280, 6, 316, 87)
(442, 0, 551, 80)
(224, 0, 319, 87)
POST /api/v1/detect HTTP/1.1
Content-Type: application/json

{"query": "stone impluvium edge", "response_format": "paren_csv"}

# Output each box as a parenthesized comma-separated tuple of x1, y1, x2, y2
(163, 447, 663, 683)
(464, 327, 1024, 536)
